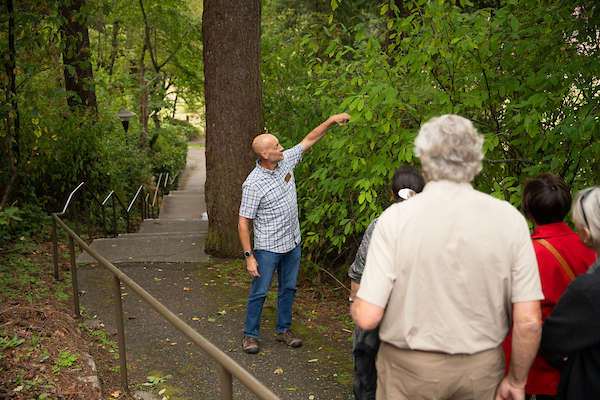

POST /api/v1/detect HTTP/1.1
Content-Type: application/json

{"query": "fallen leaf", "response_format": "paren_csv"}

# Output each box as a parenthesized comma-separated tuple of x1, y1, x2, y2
(184, 287, 192, 291)
(274, 368, 283, 374)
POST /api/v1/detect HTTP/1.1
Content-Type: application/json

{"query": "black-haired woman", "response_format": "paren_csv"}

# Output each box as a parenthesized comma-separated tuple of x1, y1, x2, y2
(503, 173, 595, 399)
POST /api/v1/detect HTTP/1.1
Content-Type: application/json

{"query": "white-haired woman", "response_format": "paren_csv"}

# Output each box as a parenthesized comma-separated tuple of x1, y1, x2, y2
(542, 187, 600, 399)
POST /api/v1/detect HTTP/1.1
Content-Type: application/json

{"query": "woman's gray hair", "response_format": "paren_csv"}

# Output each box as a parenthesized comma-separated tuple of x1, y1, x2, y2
(414, 115, 484, 182)
(572, 187, 600, 248)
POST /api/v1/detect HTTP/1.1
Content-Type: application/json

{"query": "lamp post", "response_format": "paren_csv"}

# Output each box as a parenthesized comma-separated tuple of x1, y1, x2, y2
(114, 109, 136, 132)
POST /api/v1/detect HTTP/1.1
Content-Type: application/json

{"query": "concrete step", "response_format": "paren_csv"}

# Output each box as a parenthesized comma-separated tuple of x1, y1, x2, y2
(76, 234, 209, 264)
(138, 219, 208, 235)
(163, 189, 204, 198)
(117, 232, 203, 239)
(158, 193, 206, 219)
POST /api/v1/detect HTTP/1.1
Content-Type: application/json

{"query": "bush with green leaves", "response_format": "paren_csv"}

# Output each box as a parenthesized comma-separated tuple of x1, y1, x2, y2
(262, 0, 599, 276)
(150, 122, 188, 178)
(0, 205, 52, 248)
(162, 117, 202, 141)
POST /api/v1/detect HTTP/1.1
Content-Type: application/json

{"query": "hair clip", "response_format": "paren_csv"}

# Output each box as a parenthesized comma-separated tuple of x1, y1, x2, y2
(398, 188, 416, 200)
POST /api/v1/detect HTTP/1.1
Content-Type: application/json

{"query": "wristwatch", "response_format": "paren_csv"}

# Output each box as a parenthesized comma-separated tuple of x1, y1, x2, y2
(244, 251, 253, 258)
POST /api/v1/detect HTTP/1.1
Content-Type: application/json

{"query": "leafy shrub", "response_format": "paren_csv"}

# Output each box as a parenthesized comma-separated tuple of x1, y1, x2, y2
(162, 116, 203, 141)
(262, 0, 600, 278)
(150, 123, 187, 179)
(0, 205, 52, 247)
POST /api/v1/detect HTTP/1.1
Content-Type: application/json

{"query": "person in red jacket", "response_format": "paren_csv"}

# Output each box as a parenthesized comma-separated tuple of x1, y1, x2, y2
(503, 173, 597, 399)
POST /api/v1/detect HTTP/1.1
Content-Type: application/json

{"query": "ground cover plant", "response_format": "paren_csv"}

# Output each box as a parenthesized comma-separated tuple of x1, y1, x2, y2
(0, 240, 146, 399)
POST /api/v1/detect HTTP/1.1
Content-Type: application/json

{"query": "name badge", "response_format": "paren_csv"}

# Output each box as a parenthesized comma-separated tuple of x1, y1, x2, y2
(285, 173, 291, 183)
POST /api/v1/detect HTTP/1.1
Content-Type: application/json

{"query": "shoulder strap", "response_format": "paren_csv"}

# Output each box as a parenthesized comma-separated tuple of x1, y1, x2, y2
(533, 238, 576, 281)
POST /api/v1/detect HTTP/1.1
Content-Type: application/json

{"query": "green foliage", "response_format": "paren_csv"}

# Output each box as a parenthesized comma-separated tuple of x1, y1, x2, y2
(0, 207, 22, 227)
(0, 205, 51, 247)
(54, 350, 78, 368)
(0, 334, 26, 350)
(1, 0, 199, 220)
(150, 122, 189, 177)
(261, 0, 600, 275)
(162, 117, 202, 141)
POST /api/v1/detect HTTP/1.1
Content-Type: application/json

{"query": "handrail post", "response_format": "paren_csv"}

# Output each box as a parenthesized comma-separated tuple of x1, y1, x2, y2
(112, 276, 129, 392)
(72, 201, 80, 238)
(83, 185, 92, 242)
(112, 196, 118, 236)
(220, 367, 233, 400)
(52, 218, 59, 280)
(68, 236, 81, 317)
(101, 205, 107, 237)
(139, 190, 144, 220)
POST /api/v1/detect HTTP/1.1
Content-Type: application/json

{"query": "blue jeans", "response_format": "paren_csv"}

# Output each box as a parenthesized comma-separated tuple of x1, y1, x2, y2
(244, 244, 301, 338)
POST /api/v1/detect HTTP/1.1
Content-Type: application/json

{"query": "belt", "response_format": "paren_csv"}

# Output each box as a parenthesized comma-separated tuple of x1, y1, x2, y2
(413, 349, 447, 355)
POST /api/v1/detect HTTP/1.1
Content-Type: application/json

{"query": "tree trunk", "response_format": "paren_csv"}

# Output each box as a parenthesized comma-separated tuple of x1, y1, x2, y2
(1, 0, 19, 209)
(59, 0, 97, 113)
(139, 49, 149, 147)
(202, 0, 263, 257)
(108, 20, 119, 82)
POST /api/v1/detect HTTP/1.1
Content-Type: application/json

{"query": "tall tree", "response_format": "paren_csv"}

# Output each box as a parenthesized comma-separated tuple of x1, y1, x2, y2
(59, 0, 97, 112)
(202, 0, 263, 257)
(1, 0, 19, 208)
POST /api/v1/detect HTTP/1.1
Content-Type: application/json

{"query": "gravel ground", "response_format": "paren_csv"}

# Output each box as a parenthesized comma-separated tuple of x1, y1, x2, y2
(77, 261, 354, 400)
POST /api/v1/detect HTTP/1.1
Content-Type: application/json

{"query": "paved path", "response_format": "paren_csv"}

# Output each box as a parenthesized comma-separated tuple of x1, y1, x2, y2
(76, 147, 354, 400)
(77, 149, 209, 264)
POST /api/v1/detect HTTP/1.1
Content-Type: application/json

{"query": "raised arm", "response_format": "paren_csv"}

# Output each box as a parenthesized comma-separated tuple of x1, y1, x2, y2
(300, 113, 351, 152)
(495, 300, 542, 400)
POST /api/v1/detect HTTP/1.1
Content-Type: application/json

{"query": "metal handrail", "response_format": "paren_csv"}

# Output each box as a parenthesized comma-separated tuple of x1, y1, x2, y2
(51, 176, 172, 279)
(127, 185, 145, 213)
(102, 190, 127, 209)
(152, 173, 163, 208)
(102, 190, 131, 235)
(57, 182, 85, 215)
(169, 171, 179, 186)
(51, 213, 281, 400)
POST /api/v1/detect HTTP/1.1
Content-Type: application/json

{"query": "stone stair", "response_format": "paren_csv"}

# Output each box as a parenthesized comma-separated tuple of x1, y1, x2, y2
(76, 148, 209, 264)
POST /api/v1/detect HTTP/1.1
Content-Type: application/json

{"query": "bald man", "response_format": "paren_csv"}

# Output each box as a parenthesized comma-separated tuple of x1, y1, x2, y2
(238, 113, 350, 354)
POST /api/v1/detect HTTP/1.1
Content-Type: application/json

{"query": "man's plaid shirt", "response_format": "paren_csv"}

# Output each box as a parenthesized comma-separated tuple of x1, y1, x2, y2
(239, 143, 304, 253)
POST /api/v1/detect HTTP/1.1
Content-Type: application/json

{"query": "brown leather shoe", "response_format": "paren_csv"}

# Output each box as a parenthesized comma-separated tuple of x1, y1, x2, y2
(243, 336, 259, 354)
(275, 330, 302, 348)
